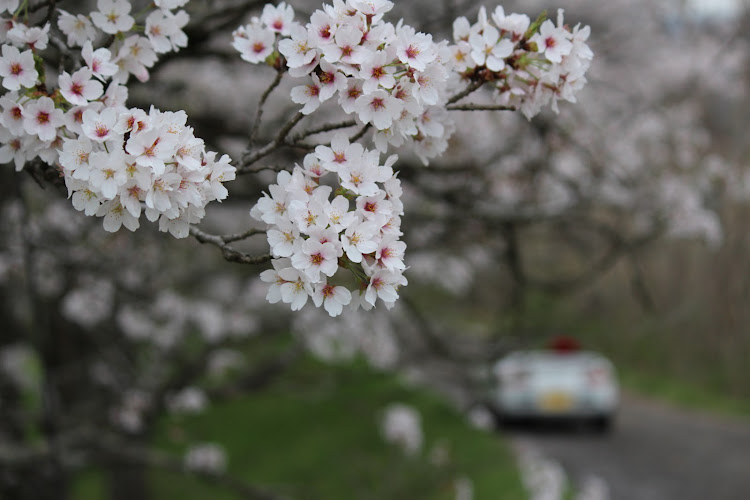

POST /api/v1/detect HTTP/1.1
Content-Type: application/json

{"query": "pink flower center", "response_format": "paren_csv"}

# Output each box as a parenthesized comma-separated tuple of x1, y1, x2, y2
(36, 111, 50, 125)
(9, 62, 22, 76)
(322, 284, 336, 298)
(11, 107, 22, 120)
(405, 45, 420, 59)
(252, 42, 266, 54)
(310, 253, 324, 265)
(364, 202, 377, 212)
(76, 150, 90, 164)
(348, 87, 362, 99)
(306, 84, 320, 97)
(545, 36, 557, 48)
(143, 143, 158, 157)
(95, 123, 109, 137)
(370, 98, 385, 110)
(370, 277, 384, 290)
(70, 82, 84, 96)
(272, 19, 284, 31)
(333, 151, 346, 163)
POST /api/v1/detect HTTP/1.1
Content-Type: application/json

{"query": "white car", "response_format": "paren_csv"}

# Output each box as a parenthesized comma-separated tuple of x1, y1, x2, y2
(489, 346, 619, 431)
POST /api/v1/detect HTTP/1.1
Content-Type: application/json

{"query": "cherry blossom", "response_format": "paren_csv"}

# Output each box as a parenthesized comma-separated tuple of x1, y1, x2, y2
(7, 22, 49, 50)
(59, 67, 104, 106)
(82, 41, 120, 79)
(530, 18, 573, 64)
(82, 108, 119, 143)
(278, 24, 317, 69)
(57, 10, 97, 47)
(0, 44, 37, 91)
(290, 74, 323, 115)
(59, 137, 95, 181)
(395, 27, 436, 72)
(90, 0, 135, 35)
(232, 23, 275, 64)
(291, 239, 339, 281)
(312, 282, 352, 317)
(468, 24, 513, 71)
(0, 92, 25, 135)
(359, 50, 396, 94)
(22, 97, 63, 142)
(260, 1, 296, 36)
(355, 89, 403, 130)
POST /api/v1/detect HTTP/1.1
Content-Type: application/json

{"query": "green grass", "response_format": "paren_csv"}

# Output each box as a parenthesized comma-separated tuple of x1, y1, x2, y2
(75, 357, 525, 499)
(617, 368, 750, 421)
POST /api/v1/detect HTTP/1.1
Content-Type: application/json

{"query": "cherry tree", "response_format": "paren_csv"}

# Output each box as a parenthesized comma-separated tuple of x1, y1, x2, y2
(0, 0, 602, 497)
(5, 0, 743, 498)
(268, 0, 748, 414)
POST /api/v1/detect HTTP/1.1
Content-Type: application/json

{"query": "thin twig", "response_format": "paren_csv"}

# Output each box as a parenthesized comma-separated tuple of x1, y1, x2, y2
(249, 70, 285, 144)
(190, 226, 271, 265)
(289, 119, 358, 142)
(446, 80, 485, 105)
(237, 112, 305, 174)
(446, 103, 516, 111)
(238, 164, 293, 174)
(221, 228, 266, 243)
(349, 122, 371, 143)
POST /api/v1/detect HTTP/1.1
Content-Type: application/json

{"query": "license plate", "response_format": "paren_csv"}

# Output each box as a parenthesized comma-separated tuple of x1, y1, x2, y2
(539, 391, 573, 412)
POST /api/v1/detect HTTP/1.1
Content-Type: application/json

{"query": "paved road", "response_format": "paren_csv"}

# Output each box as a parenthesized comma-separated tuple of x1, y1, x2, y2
(506, 392, 750, 500)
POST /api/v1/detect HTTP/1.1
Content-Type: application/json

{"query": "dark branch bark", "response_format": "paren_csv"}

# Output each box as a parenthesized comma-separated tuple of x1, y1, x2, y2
(189, 226, 271, 265)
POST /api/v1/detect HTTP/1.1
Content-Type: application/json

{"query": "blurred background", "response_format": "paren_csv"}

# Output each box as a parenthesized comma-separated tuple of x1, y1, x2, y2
(2, 0, 750, 499)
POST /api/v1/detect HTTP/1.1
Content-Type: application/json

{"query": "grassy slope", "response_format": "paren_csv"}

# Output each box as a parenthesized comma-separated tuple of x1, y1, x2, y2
(616, 368, 750, 421)
(76, 357, 525, 499)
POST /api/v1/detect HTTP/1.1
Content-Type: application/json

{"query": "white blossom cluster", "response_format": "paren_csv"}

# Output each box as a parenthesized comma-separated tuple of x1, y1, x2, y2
(449, 6, 594, 119)
(0, 1, 236, 237)
(380, 402, 423, 456)
(233, 2, 593, 163)
(59, 106, 235, 237)
(251, 133, 407, 316)
(237, 1, 592, 313)
(232, 0, 454, 164)
(184, 443, 228, 474)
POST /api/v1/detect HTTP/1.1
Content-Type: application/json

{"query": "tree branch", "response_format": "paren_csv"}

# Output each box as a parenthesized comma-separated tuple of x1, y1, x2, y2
(237, 112, 306, 174)
(289, 119, 358, 142)
(446, 103, 516, 111)
(190, 226, 271, 265)
(446, 80, 485, 105)
(249, 70, 285, 144)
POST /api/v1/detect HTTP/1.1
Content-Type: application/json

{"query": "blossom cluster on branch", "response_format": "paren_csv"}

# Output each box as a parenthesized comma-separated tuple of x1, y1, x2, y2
(0, 0, 593, 315)
(0, 0, 235, 237)
(251, 134, 407, 314)
(233, 1, 593, 162)
(234, 0, 592, 315)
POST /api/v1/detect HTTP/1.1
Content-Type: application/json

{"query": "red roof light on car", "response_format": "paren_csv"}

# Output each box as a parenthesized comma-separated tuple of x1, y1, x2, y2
(547, 335, 581, 353)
